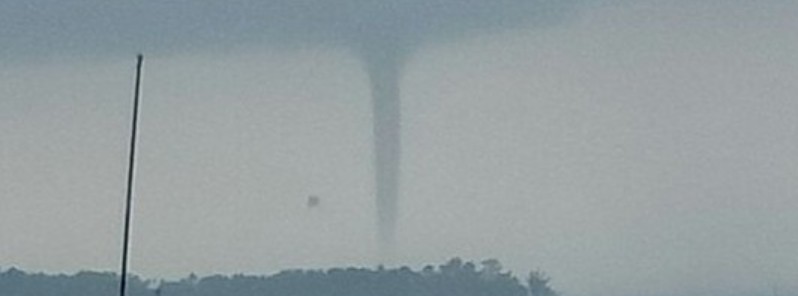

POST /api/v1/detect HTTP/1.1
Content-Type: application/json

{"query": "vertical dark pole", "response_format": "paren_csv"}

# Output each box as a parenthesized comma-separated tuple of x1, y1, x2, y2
(120, 54, 143, 296)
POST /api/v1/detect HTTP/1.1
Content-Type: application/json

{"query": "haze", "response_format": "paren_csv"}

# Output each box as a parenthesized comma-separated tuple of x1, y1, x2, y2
(1, 1, 797, 296)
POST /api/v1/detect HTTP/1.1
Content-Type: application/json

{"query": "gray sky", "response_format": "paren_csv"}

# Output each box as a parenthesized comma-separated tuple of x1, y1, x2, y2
(2, 1, 797, 296)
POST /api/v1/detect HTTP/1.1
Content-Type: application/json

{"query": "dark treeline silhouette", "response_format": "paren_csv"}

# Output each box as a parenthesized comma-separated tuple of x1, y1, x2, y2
(1, 258, 557, 296)
(0, 267, 152, 296)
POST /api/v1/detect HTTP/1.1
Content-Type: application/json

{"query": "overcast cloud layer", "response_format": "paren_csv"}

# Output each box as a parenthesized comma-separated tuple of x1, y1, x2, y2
(1, 0, 575, 59)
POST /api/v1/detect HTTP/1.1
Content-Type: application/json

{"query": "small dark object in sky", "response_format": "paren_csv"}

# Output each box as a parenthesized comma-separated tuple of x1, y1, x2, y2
(307, 195, 321, 209)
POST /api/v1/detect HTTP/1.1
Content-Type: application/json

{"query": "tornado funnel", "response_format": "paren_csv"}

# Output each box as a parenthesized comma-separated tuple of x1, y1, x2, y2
(359, 42, 407, 258)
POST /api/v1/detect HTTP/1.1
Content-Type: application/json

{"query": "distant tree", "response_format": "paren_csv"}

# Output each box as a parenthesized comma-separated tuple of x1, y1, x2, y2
(439, 257, 464, 277)
(480, 259, 503, 280)
(527, 270, 557, 296)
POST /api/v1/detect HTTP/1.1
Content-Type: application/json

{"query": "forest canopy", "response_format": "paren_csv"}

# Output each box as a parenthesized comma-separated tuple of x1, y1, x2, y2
(0, 258, 556, 296)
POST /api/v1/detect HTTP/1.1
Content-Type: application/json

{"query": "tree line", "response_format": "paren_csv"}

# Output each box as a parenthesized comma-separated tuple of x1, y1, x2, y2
(0, 258, 557, 296)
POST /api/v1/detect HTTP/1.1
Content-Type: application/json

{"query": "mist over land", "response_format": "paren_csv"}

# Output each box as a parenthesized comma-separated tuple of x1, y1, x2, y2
(2, 1, 798, 296)
(1, 0, 578, 256)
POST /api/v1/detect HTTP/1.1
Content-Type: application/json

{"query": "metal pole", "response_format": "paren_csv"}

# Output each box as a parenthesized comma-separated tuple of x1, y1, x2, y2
(120, 54, 143, 296)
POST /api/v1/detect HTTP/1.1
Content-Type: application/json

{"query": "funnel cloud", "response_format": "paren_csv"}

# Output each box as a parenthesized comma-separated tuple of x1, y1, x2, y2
(361, 42, 406, 256)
